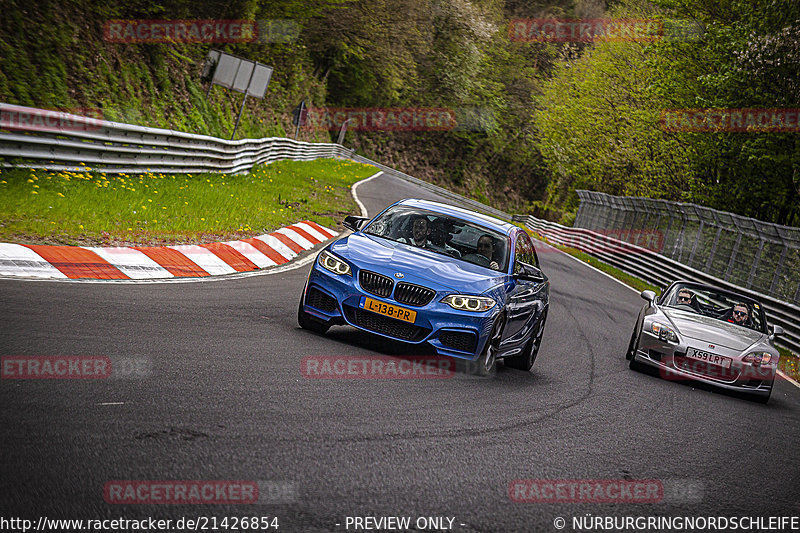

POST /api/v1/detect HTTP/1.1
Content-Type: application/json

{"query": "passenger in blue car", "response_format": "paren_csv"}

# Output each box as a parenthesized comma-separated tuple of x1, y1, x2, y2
(428, 219, 461, 258)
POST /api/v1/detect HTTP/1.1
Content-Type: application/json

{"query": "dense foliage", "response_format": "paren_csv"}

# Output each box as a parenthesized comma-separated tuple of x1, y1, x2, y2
(535, 0, 800, 225)
(1, 0, 797, 224)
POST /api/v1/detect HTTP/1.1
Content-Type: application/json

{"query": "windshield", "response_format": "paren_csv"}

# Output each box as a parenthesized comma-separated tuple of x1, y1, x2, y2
(363, 206, 510, 272)
(662, 283, 766, 333)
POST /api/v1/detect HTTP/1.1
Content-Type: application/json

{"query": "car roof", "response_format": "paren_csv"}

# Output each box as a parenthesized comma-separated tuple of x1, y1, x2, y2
(393, 198, 516, 235)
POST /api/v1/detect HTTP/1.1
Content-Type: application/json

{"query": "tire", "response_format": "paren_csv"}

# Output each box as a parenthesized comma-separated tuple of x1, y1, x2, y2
(505, 311, 547, 371)
(629, 353, 644, 371)
(752, 388, 772, 404)
(473, 315, 504, 376)
(625, 324, 639, 361)
(297, 297, 330, 334)
(627, 324, 646, 371)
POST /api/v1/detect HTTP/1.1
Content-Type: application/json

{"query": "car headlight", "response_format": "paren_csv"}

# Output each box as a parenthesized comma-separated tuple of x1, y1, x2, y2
(743, 352, 774, 365)
(441, 295, 496, 312)
(317, 250, 351, 276)
(651, 321, 678, 343)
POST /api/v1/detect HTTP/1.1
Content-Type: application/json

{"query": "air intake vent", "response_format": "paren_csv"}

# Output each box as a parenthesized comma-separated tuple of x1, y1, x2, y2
(344, 307, 430, 342)
(439, 330, 477, 353)
(306, 287, 338, 313)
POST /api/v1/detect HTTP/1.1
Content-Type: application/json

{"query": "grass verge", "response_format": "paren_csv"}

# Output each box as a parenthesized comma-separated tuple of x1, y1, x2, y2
(525, 229, 799, 384)
(778, 347, 800, 383)
(0, 159, 377, 246)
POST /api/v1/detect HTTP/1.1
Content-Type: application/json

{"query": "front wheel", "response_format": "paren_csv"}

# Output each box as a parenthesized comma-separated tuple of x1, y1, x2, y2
(473, 315, 504, 376)
(751, 387, 772, 404)
(625, 324, 639, 361)
(298, 297, 330, 334)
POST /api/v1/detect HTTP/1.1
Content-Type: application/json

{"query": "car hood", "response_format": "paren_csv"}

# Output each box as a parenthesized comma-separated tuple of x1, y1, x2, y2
(662, 308, 765, 352)
(330, 233, 506, 294)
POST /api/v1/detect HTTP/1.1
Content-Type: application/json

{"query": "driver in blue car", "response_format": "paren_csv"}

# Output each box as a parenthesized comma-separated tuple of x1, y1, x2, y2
(399, 215, 432, 248)
(477, 234, 500, 270)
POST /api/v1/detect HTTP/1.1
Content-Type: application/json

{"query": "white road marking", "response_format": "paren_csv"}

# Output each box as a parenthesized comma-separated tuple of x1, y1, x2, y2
(254, 234, 296, 260)
(168, 245, 236, 276)
(294, 221, 333, 241)
(0, 243, 68, 278)
(534, 237, 640, 295)
(351, 171, 383, 217)
(275, 227, 314, 249)
(83, 246, 173, 279)
(223, 240, 277, 268)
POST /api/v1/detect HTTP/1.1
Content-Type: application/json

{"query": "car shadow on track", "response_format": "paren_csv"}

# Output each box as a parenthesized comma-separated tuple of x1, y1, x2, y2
(301, 324, 554, 386)
(628, 361, 786, 408)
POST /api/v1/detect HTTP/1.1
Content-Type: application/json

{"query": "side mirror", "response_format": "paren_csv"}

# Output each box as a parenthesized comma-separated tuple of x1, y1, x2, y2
(514, 262, 544, 282)
(641, 290, 656, 305)
(771, 325, 784, 338)
(343, 215, 369, 232)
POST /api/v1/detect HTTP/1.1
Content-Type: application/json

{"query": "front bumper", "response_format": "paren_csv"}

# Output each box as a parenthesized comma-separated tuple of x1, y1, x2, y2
(301, 263, 498, 361)
(633, 331, 775, 397)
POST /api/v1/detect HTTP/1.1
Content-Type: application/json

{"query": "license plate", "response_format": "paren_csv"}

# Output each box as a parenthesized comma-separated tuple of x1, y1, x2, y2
(686, 348, 732, 369)
(360, 297, 416, 323)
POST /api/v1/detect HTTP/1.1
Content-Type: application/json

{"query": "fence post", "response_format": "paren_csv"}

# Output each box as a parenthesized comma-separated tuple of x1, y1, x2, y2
(672, 206, 688, 261)
(746, 239, 766, 289)
(575, 190, 588, 227)
(769, 245, 788, 297)
(705, 210, 722, 273)
(686, 206, 705, 268)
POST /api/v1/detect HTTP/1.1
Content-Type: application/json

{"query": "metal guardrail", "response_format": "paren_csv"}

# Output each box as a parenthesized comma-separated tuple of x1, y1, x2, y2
(3, 104, 795, 353)
(513, 214, 800, 353)
(574, 190, 800, 304)
(347, 155, 800, 354)
(0, 103, 353, 174)
(350, 154, 510, 220)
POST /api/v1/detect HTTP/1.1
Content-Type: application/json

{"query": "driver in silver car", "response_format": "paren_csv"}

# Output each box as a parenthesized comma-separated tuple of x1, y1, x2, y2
(674, 288, 700, 312)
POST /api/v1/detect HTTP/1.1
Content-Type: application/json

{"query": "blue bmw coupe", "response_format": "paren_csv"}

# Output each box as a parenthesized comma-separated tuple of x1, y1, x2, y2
(298, 199, 550, 375)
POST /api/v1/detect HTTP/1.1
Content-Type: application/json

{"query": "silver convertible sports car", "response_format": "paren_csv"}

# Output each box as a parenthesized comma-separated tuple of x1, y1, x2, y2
(626, 280, 785, 403)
